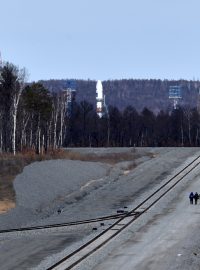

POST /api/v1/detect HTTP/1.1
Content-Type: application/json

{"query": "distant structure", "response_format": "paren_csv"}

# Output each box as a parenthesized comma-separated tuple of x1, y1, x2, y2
(169, 86, 182, 110)
(63, 80, 76, 117)
(96, 80, 107, 118)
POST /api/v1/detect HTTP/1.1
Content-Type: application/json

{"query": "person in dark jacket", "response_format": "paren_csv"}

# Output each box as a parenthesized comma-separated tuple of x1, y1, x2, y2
(194, 192, 199, 205)
(189, 192, 194, 204)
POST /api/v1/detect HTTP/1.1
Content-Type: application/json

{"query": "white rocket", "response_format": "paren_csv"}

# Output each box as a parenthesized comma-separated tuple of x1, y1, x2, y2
(96, 80, 104, 118)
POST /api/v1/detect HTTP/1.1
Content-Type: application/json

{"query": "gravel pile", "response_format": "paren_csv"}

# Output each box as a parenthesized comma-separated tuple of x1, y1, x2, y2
(0, 160, 109, 229)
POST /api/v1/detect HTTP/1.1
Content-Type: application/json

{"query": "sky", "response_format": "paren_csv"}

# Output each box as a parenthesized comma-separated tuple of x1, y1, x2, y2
(1, 0, 200, 82)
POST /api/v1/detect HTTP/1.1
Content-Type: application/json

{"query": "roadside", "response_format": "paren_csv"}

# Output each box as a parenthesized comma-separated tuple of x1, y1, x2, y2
(91, 167, 200, 270)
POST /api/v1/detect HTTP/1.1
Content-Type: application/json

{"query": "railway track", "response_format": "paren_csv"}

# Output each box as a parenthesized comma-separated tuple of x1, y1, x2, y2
(0, 212, 132, 234)
(46, 154, 200, 270)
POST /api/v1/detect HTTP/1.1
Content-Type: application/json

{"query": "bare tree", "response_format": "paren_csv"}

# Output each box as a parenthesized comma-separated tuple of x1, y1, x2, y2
(52, 94, 60, 149)
(184, 107, 192, 146)
(12, 68, 26, 155)
(58, 92, 67, 147)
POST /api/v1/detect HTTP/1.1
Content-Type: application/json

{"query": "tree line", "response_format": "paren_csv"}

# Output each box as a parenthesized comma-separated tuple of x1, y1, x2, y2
(0, 62, 200, 155)
(67, 104, 200, 147)
(41, 78, 200, 112)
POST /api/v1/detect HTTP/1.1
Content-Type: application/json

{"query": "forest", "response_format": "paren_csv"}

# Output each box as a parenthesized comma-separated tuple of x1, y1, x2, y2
(0, 62, 200, 155)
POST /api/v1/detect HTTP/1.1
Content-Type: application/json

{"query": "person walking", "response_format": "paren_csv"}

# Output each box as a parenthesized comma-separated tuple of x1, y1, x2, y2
(194, 192, 199, 205)
(189, 192, 194, 204)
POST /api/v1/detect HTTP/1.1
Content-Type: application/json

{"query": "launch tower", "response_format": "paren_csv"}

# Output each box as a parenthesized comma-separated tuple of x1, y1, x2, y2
(169, 86, 182, 110)
(63, 80, 76, 117)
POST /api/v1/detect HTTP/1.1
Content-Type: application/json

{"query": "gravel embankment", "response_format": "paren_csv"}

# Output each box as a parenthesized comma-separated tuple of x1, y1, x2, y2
(0, 160, 109, 230)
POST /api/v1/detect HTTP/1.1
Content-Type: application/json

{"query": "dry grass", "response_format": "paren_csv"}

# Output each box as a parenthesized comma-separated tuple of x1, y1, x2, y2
(0, 200, 15, 213)
(63, 151, 137, 165)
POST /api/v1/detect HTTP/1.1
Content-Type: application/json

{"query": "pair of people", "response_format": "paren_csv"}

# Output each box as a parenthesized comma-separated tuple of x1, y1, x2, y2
(189, 192, 199, 205)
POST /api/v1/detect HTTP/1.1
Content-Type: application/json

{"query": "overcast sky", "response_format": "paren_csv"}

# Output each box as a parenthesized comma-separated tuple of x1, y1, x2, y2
(1, 0, 200, 82)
